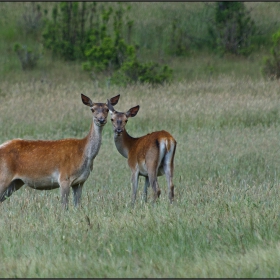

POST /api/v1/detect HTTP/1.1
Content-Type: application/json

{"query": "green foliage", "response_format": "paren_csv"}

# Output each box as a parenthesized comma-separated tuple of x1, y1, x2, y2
(168, 18, 190, 56)
(41, 2, 173, 86)
(208, 2, 256, 56)
(112, 59, 173, 86)
(83, 3, 134, 72)
(17, 3, 44, 38)
(14, 43, 41, 70)
(42, 2, 95, 61)
(262, 30, 280, 79)
(6, 2, 280, 83)
(42, 2, 135, 67)
(84, 36, 114, 71)
(82, 3, 173, 85)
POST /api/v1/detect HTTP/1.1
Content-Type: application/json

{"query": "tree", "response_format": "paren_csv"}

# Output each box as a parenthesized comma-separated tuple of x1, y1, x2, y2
(208, 2, 255, 56)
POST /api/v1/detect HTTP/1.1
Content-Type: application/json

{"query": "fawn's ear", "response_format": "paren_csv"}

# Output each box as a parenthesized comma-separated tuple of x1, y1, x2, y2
(107, 99, 116, 114)
(109, 94, 120, 106)
(81, 94, 93, 107)
(126, 105, 140, 118)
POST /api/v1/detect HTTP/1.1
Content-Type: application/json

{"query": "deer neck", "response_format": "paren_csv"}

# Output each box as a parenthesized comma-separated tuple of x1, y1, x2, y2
(84, 121, 103, 160)
(114, 128, 137, 159)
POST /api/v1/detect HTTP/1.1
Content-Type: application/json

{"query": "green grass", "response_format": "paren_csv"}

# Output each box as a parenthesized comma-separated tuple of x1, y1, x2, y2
(1, 75, 280, 277)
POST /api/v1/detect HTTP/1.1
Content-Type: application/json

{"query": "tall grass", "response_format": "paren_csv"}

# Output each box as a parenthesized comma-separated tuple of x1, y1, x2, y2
(1, 75, 280, 277)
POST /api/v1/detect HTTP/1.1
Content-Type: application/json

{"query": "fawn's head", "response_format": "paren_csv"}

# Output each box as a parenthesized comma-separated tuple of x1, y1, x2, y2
(107, 100, 140, 136)
(81, 94, 120, 127)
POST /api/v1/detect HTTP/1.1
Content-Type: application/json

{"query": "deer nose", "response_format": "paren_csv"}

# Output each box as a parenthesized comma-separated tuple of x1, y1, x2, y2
(99, 118, 106, 124)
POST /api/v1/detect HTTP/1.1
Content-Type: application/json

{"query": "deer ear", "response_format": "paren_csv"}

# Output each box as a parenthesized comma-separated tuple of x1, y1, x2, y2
(126, 105, 140, 118)
(107, 99, 115, 114)
(109, 94, 120, 106)
(81, 94, 93, 107)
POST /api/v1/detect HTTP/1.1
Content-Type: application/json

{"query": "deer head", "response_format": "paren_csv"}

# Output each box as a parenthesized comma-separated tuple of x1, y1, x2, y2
(81, 94, 120, 127)
(107, 99, 140, 136)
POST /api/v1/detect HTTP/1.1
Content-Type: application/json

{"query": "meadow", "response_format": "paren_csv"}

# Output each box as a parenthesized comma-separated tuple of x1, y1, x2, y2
(1, 2, 280, 278)
(1, 72, 280, 277)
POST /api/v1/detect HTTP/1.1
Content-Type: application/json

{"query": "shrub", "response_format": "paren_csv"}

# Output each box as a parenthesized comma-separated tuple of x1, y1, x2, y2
(208, 2, 256, 56)
(17, 3, 44, 38)
(41, 2, 173, 85)
(82, 3, 173, 85)
(14, 43, 41, 70)
(111, 58, 173, 86)
(83, 3, 134, 72)
(262, 30, 280, 79)
(42, 2, 96, 61)
(168, 18, 190, 56)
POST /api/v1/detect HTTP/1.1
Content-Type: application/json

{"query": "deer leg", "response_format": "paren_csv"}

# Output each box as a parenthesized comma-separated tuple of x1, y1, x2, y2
(148, 172, 161, 203)
(131, 170, 139, 206)
(0, 179, 24, 202)
(145, 147, 162, 203)
(163, 159, 174, 203)
(164, 164, 174, 203)
(163, 142, 176, 203)
(143, 177, 150, 203)
(60, 180, 70, 210)
(72, 184, 83, 207)
(0, 177, 11, 202)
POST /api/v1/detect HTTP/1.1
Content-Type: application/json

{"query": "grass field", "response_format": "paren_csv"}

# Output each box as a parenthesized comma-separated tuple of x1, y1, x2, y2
(1, 73, 280, 277)
(1, 1, 280, 278)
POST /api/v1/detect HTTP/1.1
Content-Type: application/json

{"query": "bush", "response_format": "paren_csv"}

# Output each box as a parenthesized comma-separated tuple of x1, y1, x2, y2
(262, 30, 280, 79)
(17, 3, 44, 38)
(208, 2, 256, 56)
(168, 17, 190, 56)
(111, 59, 173, 86)
(83, 3, 135, 72)
(14, 43, 41, 70)
(82, 3, 173, 86)
(42, 2, 96, 61)
(41, 2, 173, 85)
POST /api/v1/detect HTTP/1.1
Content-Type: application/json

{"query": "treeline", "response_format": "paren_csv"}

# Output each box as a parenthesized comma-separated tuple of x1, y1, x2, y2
(13, 2, 280, 83)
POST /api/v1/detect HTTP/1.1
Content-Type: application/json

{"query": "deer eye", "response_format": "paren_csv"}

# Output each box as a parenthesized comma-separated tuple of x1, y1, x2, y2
(125, 120, 128, 123)
(91, 109, 95, 112)
(111, 119, 113, 122)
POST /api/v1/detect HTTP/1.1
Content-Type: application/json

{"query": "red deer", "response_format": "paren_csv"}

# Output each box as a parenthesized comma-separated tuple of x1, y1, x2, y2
(107, 100, 176, 205)
(0, 94, 120, 209)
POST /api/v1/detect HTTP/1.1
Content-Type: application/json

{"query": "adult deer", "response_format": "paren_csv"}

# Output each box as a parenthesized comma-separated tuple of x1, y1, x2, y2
(107, 100, 177, 205)
(0, 94, 120, 209)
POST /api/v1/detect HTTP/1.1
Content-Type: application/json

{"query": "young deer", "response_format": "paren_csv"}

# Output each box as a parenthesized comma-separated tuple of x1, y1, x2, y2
(0, 94, 120, 209)
(107, 100, 177, 204)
